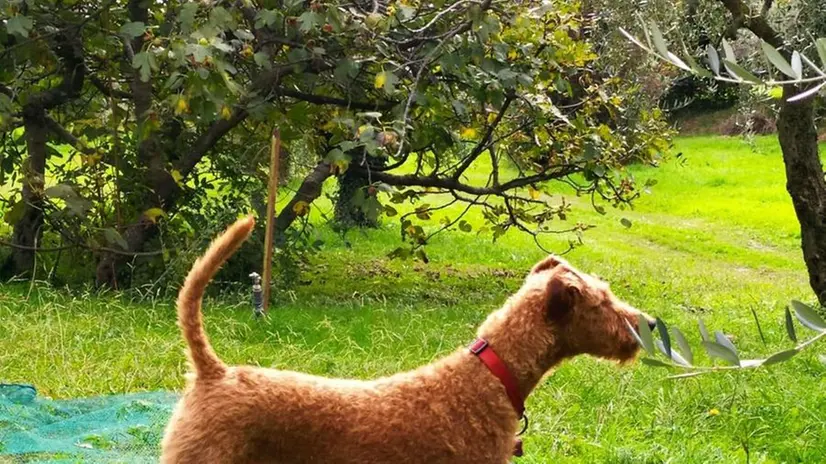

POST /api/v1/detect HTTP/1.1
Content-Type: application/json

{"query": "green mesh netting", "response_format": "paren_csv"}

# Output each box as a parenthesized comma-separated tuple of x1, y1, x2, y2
(0, 384, 177, 463)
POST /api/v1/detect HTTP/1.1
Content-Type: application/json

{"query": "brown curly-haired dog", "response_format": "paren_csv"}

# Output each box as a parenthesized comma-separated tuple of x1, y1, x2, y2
(160, 216, 655, 464)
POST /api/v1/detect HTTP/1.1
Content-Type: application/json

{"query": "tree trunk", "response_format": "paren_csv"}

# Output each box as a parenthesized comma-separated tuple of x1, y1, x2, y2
(7, 109, 49, 276)
(777, 88, 826, 305)
(334, 169, 379, 228)
(4, 30, 85, 277)
(334, 155, 385, 229)
(275, 161, 333, 237)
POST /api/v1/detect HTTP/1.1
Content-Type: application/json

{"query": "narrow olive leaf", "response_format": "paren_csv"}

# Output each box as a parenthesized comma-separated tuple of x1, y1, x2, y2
(649, 22, 670, 58)
(702, 341, 741, 366)
(723, 60, 762, 83)
(624, 319, 652, 354)
(656, 318, 672, 358)
(637, 313, 656, 354)
(715, 331, 739, 357)
(791, 51, 803, 80)
(762, 348, 799, 366)
(741, 359, 765, 368)
(761, 41, 796, 78)
(667, 371, 707, 380)
(618, 27, 648, 52)
(641, 357, 671, 368)
(706, 44, 720, 75)
(672, 327, 693, 365)
(817, 38, 826, 69)
(791, 300, 826, 331)
(667, 52, 692, 72)
(785, 307, 798, 342)
(698, 319, 710, 342)
(750, 308, 766, 346)
(657, 340, 691, 366)
(787, 81, 826, 103)
(683, 47, 713, 77)
(722, 38, 736, 63)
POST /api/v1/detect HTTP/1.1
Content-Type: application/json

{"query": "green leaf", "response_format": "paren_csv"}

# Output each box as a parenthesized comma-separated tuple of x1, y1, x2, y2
(791, 51, 803, 80)
(714, 331, 738, 357)
(64, 196, 92, 217)
(656, 340, 691, 366)
(741, 359, 764, 368)
(255, 9, 281, 29)
(722, 38, 736, 63)
(131, 52, 154, 82)
(3, 201, 24, 225)
(620, 218, 632, 228)
(816, 38, 826, 70)
(666, 52, 692, 72)
(706, 44, 720, 75)
(698, 318, 710, 342)
(637, 313, 655, 354)
(791, 300, 826, 331)
(656, 318, 671, 358)
(209, 7, 235, 29)
(702, 341, 740, 366)
(722, 60, 761, 84)
(191, 44, 210, 64)
(641, 357, 671, 368)
(298, 11, 320, 33)
(671, 326, 693, 365)
(334, 58, 359, 82)
(6, 15, 34, 38)
(761, 41, 796, 79)
(682, 48, 713, 78)
(381, 71, 399, 95)
(762, 348, 799, 366)
(179, 3, 199, 33)
(254, 52, 273, 70)
(102, 228, 128, 250)
(119, 21, 146, 38)
(387, 246, 411, 260)
(785, 307, 798, 342)
(624, 319, 650, 354)
(383, 205, 398, 217)
(648, 22, 669, 58)
(45, 184, 78, 200)
(787, 82, 826, 103)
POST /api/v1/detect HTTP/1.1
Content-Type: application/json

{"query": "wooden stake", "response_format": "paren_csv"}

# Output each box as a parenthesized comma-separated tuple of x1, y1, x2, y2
(262, 128, 281, 313)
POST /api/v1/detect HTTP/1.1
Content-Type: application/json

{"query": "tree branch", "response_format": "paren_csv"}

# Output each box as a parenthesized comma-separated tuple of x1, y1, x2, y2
(278, 88, 397, 111)
(275, 161, 334, 235)
(452, 93, 514, 179)
(718, 0, 784, 49)
(351, 164, 576, 196)
(89, 75, 131, 99)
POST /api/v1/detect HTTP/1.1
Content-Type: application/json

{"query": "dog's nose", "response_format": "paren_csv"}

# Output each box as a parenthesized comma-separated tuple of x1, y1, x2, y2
(647, 318, 657, 331)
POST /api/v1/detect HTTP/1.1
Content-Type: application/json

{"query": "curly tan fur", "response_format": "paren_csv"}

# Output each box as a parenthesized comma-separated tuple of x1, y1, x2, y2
(161, 216, 654, 464)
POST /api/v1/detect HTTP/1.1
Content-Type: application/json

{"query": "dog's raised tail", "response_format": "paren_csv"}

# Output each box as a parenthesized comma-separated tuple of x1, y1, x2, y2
(177, 215, 255, 380)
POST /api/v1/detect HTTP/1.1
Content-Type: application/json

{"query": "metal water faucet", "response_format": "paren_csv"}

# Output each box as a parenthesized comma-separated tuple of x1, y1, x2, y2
(249, 272, 264, 317)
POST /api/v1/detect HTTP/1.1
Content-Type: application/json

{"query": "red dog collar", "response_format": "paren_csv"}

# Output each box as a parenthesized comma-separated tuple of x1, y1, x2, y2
(469, 338, 525, 418)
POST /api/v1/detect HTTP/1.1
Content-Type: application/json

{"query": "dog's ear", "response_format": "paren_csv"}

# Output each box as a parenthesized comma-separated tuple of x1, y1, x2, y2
(531, 255, 568, 274)
(546, 271, 581, 319)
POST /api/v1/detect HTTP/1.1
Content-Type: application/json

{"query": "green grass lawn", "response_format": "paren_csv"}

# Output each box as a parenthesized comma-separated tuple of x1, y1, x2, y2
(2, 135, 825, 463)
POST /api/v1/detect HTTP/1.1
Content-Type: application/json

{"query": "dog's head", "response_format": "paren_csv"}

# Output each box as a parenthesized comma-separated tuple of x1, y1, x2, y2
(527, 255, 654, 363)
